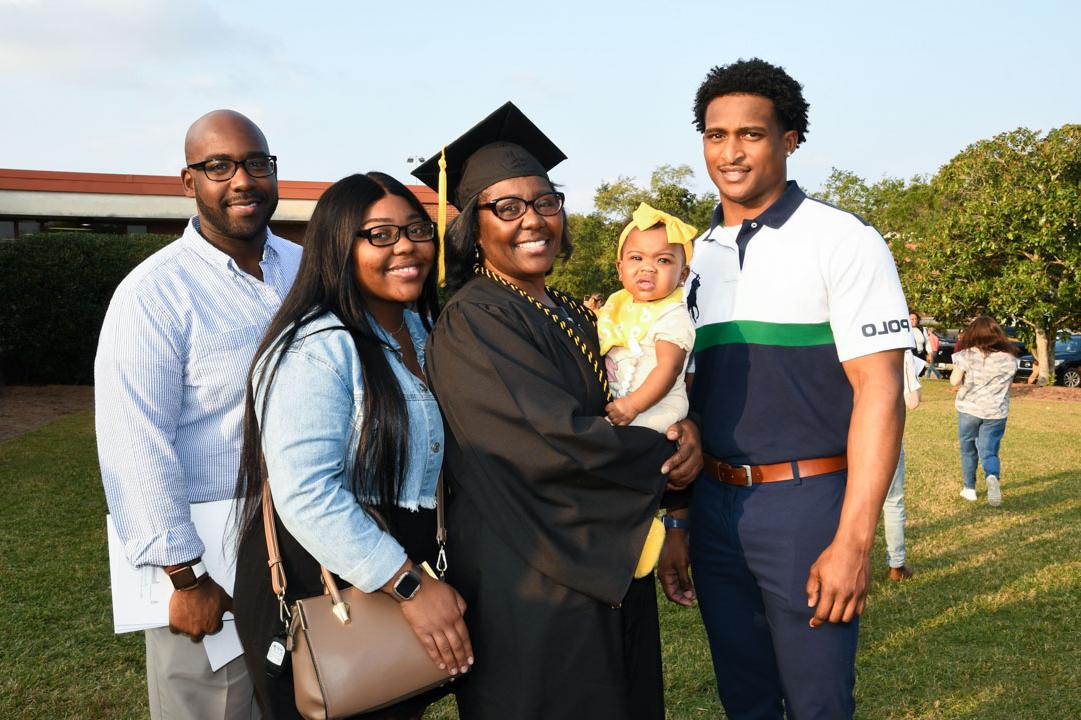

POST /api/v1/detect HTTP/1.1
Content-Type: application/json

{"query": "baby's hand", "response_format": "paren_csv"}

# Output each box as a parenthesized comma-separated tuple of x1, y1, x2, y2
(606, 397, 639, 426)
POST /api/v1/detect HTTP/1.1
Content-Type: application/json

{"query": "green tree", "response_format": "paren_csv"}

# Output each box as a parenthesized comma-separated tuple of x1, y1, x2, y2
(913, 126, 1081, 383)
(818, 169, 941, 325)
(593, 164, 716, 231)
(817, 168, 875, 218)
(817, 169, 937, 247)
(546, 212, 621, 299)
(549, 165, 717, 299)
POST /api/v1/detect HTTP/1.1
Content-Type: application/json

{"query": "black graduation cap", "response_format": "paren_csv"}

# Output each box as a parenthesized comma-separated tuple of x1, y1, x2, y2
(411, 101, 567, 209)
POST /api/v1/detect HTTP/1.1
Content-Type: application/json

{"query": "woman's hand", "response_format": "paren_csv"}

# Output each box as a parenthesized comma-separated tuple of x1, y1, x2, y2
(662, 418, 703, 490)
(388, 565, 473, 675)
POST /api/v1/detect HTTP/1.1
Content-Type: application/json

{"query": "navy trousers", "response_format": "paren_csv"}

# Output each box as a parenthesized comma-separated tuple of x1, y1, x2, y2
(690, 470, 858, 720)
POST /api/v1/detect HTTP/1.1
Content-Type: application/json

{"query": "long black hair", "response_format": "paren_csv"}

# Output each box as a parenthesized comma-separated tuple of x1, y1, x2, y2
(235, 172, 440, 539)
(443, 179, 573, 294)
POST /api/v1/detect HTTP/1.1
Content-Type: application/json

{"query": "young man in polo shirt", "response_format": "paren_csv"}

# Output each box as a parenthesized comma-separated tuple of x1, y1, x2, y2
(657, 59, 910, 719)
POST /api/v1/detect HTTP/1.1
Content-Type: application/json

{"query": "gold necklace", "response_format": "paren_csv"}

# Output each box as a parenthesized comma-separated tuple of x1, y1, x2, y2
(475, 264, 612, 402)
(382, 314, 407, 336)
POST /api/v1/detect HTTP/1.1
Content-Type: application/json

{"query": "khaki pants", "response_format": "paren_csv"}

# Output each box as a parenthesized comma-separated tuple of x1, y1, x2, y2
(145, 626, 260, 720)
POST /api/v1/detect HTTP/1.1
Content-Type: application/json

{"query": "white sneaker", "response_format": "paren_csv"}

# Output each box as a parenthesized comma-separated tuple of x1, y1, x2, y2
(960, 487, 978, 502)
(986, 475, 1002, 506)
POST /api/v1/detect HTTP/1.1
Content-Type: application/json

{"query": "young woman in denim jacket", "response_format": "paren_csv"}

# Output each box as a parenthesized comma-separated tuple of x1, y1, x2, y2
(232, 173, 471, 719)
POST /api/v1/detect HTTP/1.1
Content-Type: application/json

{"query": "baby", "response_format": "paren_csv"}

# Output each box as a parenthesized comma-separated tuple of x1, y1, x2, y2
(597, 203, 697, 432)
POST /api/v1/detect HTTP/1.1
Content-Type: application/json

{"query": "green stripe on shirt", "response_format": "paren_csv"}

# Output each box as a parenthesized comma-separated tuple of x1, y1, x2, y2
(694, 320, 835, 352)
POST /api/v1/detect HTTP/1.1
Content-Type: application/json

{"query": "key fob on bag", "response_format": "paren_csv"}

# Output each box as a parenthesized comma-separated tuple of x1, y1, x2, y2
(265, 634, 290, 678)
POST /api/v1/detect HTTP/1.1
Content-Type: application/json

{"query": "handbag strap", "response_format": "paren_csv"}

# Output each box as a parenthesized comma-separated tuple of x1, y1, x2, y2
(261, 481, 289, 598)
(260, 464, 449, 615)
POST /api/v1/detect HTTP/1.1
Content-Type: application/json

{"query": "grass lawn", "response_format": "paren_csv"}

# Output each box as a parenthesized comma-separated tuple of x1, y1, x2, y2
(2, 382, 1079, 719)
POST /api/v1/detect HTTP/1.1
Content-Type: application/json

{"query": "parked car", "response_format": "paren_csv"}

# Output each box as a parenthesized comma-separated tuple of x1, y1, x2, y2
(1015, 334, 1081, 387)
(930, 331, 956, 373)
(931, 330, 1028, 377)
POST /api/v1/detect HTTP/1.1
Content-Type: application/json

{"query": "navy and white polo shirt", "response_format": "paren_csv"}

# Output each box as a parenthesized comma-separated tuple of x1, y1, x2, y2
(687, 181, 910, 466)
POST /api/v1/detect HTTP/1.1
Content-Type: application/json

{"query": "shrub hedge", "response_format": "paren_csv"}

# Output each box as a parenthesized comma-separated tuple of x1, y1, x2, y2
(0, 232, 175, 384)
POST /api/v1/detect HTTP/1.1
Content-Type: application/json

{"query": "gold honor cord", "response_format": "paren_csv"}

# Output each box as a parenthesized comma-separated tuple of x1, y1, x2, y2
(475, 264, 612, 403)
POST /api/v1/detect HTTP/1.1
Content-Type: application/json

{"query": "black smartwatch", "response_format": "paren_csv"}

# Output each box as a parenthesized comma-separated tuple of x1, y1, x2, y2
(391, 568, 423, 601)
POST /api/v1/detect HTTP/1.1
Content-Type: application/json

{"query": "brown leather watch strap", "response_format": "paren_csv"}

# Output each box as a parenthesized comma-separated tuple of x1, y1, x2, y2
(166, 560, 207, 591)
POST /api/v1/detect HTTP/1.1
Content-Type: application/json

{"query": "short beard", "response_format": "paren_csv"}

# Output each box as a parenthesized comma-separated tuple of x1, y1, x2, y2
(195, 193, 278, 243)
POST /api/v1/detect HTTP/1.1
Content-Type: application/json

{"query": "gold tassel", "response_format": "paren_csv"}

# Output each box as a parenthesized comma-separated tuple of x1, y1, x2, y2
(436, 147, 447, 287)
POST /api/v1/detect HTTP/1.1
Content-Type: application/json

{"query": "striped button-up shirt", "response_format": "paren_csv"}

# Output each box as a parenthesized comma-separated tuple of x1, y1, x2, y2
(95, 218, 302, 567)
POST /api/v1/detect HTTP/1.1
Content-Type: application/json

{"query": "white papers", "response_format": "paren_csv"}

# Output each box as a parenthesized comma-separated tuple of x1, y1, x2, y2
(203, 620, 244, 672)
(106, 499, 243, 670)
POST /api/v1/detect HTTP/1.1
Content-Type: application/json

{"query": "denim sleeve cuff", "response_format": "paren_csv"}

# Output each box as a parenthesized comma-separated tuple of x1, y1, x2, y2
(339, 530, 408, 593)
(123, 521, 206, 568)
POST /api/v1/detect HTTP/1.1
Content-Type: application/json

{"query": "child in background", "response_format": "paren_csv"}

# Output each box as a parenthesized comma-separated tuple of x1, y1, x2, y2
(950, 315, 1020, 506)
(598, 203, 697, 432)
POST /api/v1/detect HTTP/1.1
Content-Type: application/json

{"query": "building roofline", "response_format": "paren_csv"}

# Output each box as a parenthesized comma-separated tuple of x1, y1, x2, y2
(0, 167, 438, 204)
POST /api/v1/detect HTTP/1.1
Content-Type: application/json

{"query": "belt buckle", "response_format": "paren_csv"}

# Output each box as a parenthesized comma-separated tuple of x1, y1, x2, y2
(740, 465, 754, 486)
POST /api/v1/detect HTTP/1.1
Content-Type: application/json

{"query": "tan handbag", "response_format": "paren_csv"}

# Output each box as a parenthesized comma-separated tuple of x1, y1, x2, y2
(262, 479, 455, 719)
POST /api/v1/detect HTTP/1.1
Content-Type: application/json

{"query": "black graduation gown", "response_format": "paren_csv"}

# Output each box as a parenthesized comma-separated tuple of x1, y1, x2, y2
(426, 276, 674, 720)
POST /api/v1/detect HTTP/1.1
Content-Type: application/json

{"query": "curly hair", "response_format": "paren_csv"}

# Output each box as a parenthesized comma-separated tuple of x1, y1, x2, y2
(693, 58, 810, 145)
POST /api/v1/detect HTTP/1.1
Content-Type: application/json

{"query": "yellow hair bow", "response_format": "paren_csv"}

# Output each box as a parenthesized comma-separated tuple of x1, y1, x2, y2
(616, 202, 698, 263)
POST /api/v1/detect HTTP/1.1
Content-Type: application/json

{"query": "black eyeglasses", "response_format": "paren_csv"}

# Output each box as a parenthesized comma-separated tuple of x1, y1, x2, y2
(357, 221, 437, 247)
(186, 155, 278, 181)
(480, 192, 565, 222)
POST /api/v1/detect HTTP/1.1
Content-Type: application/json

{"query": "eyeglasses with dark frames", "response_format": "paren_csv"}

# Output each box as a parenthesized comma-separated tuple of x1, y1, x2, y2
(186, 155, 278, 182)
(480, 192, 565, 222)
(356, 221, 437, 247)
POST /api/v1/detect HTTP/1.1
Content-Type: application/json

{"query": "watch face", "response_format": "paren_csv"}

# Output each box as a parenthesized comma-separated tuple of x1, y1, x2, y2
(394, 571, 422, 600)
(169, 566, 197, 590)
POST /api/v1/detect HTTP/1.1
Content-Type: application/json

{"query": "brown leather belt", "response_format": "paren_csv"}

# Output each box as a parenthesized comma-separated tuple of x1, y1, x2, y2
(703, 453, 847, 486)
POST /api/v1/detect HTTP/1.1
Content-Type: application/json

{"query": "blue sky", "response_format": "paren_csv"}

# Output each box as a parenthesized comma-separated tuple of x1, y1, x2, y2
(2, 0, 1078, 211)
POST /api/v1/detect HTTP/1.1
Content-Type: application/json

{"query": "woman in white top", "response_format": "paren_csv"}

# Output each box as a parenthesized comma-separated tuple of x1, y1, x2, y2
(950, 316, 1020, 506)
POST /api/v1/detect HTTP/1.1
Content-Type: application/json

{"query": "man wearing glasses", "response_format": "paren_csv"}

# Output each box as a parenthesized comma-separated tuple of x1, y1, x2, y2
(96, 109, 301, 719)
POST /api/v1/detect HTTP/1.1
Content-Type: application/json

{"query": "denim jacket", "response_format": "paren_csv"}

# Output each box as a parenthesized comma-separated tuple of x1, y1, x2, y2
(254, 310, 442, 592)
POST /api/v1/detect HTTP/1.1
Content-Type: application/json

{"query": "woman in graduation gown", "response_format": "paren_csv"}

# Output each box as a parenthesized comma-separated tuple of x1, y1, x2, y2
(412, 103, 702, 720)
